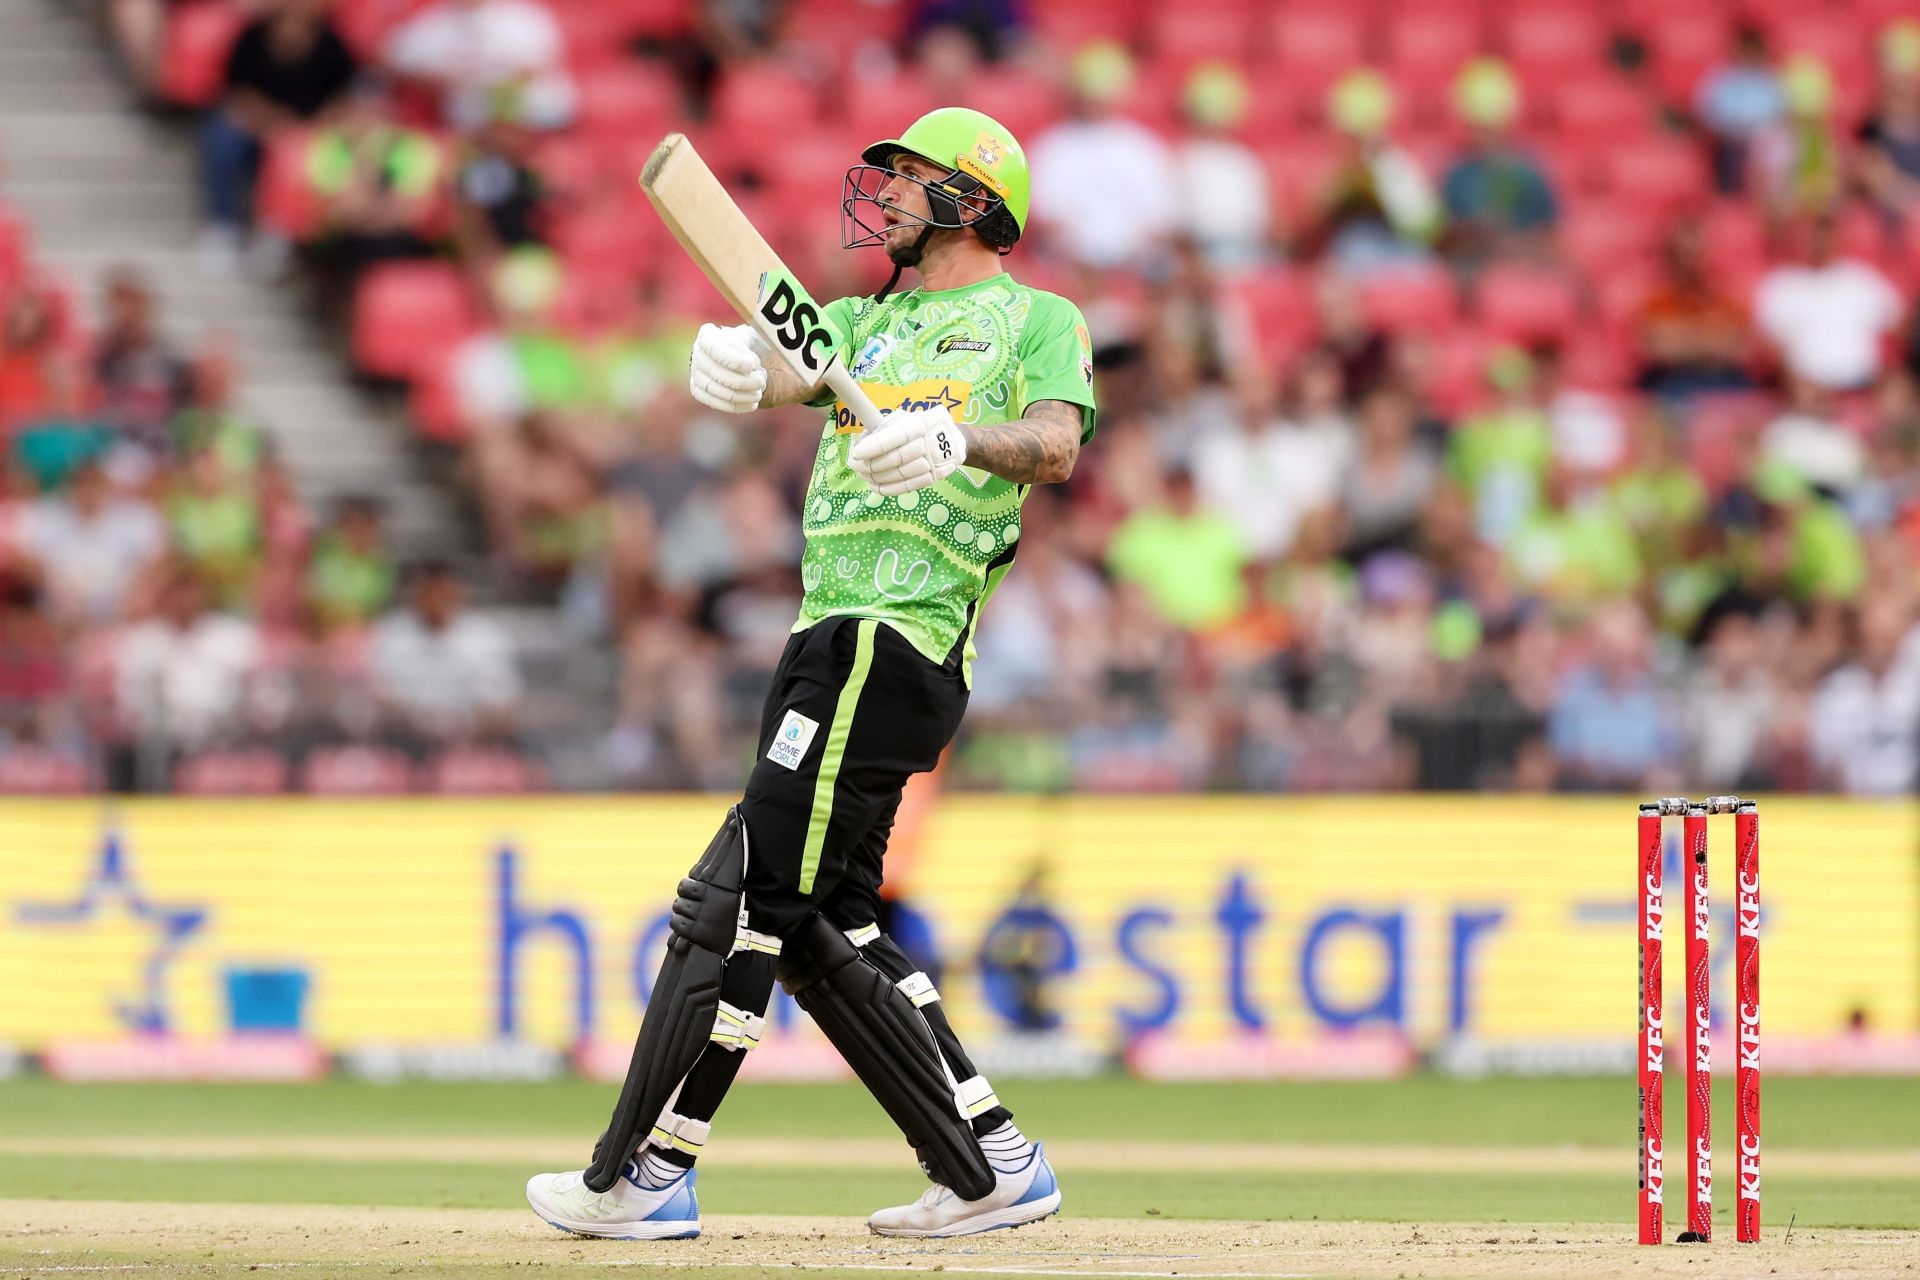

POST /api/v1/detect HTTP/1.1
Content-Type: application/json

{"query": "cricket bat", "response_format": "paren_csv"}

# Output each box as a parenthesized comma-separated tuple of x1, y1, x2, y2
(639, 133, 886, 432)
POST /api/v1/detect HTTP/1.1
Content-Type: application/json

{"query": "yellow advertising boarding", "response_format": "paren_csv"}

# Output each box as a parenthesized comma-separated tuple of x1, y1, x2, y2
(0, 797, 1913, 1055)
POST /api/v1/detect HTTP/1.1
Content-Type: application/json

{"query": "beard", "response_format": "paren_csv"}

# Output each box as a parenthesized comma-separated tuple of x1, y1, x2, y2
(884, 222, 932, 267)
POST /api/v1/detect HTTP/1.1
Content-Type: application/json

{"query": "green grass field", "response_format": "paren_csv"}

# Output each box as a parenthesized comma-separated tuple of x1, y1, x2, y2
(1, 1075, 1915, 1278)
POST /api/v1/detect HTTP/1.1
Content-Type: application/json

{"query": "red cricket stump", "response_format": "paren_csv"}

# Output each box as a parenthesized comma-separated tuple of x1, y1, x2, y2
(1679, 804, 1712, 1243)
(1636, 804, 1665, 1245)
(1735, 802, 1761, 1243)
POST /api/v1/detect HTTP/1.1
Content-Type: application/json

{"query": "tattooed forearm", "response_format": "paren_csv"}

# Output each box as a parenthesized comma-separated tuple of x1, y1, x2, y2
(959, 400, 1083, 484)
(757, 350, 823, 409)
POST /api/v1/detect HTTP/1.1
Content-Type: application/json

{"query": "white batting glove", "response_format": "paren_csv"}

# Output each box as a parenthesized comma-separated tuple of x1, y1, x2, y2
(848, 406, 968, 496)
(689, 322, 768, 413)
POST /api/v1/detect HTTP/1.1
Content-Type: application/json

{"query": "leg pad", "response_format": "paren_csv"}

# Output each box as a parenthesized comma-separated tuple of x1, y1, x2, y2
(778, 914, 995, 1201)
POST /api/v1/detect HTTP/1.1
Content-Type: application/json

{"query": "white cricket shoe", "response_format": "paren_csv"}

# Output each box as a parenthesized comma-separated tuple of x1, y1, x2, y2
(868, 1144, 1061, 1238)
(525, 1160, 700, 1240)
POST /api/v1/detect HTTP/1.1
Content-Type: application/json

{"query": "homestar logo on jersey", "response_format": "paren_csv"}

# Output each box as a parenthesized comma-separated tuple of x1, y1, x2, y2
(832, 380, 970, 434)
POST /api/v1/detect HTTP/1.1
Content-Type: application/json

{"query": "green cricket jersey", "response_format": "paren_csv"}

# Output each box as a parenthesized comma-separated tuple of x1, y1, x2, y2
(797, 273, 1096, 683)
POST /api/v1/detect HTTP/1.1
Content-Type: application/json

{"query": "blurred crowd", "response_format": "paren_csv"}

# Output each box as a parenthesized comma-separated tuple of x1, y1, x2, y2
(13, 0, 1920, 793)
(0, 242, 545, 789)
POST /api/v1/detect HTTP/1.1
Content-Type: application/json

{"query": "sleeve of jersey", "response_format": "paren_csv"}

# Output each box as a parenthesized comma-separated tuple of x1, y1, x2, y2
(1017, 294, 1098, 441)
(803, 296, 859, 410)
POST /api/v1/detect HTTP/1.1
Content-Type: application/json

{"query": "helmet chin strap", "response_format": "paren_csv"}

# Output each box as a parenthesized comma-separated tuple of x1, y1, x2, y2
(875, 223, 936, 302)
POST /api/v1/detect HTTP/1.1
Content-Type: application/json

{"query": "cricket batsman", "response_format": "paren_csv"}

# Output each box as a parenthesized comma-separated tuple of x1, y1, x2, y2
(525, 107, 1095, 1240)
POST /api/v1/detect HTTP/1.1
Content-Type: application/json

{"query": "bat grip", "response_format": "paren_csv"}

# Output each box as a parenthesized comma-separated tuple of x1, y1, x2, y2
(822, 363, 888, 433)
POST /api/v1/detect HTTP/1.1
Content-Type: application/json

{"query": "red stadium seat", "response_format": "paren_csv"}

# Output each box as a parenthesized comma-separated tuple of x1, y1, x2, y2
(760, 133, 861, 206)
(1146, 7, 1256, 69)
(1591, 260, 1658, 333)
(1259, 134, 1349, 223)
(1561, 333, 1634, 392)
(604, 0, 694, 40)
(1685, 392, 1775, 494)
(1267, 6, 1368, 97)
(158, 0, 248, 108)
(300, 745, 418, 795)
(426, 747, 549, 794)
(1765, 13, 1870, 74)
(254, 129, 323, 240)
(1216, 264, 1317, 364)
(408, 348, 468, 443)
(549, 1, 626, 72)
(952, 69, 1064, 146)
(332, 0, 434, 60)
(1558, 200, 1660, 281)
(548, 199, 658, 279)
(1418, 326, 1496, 416)
(1475, 262, 1583, 345)
(1358, 262, 1459, 332)
(1699, 199, 1767, 277)
(174, 749, 290, 795)
(350, 261, 481, 381)
(1548, 74, 1655, 149)
(1029, 0, 1143, 50)
(0, 750, 89, 794)
(1385, 10, 1482, 116)
(840, 74, 941, 151)
(1602, 135, 1709, 216)
(1641, 9, 1732, 106)
(1502, 6, 1608, 91)
(712, 62, 820, 158)
(1835, 200, 1895, 272)
(574, 63, 682, 143)
(780, 0, 911, 66)
(0, 208, 29, 291)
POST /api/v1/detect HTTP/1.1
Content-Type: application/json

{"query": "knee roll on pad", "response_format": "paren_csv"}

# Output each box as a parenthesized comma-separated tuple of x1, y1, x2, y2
(584, 806, 780, 1192)
(777, 914, 996, 1201)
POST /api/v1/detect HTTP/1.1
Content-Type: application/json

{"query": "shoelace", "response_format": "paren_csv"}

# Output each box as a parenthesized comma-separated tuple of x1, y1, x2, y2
(917, 1183, 956, 1209)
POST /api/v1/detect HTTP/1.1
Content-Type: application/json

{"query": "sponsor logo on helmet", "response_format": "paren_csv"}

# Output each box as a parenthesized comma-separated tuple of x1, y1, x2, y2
(954, 131, 1012, 200)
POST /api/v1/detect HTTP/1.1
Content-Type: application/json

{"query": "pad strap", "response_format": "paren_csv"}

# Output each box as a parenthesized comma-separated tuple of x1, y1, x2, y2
(844, 922, 881, 948)
(897, 971, 940, 1008)
(710, 1000, 768, 1052)
(955, 1073, 1000, 1119)
(734, 927, 783, 956)
(648, 1109, 712, 1156)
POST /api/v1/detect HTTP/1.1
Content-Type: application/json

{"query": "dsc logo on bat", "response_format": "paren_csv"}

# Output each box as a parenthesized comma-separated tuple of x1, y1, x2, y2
(757, 272, 834, 377)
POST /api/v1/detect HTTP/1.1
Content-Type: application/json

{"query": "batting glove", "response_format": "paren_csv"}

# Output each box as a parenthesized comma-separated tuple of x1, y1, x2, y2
(848, 406, 968, 496)
(689, 322, 769, 413)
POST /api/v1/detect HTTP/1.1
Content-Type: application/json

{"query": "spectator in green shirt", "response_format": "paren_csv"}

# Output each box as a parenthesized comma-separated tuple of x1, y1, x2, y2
(307, 86, 445, 269)
(165, 444, 262, 607)
(1448, 346, 1553, 546)
(1107, 466, 1247, 630)
(306, 496, 396, 628)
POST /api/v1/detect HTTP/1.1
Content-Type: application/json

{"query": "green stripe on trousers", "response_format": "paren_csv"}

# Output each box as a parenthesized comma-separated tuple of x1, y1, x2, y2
(799, 619, 877, 894)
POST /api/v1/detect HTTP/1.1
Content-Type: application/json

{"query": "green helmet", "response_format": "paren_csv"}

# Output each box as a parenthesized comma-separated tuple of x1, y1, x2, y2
(860, 106, 1029, 247)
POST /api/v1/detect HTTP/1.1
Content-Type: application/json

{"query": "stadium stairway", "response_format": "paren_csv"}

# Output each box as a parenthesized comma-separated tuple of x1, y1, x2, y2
(0, 0, 462, 560)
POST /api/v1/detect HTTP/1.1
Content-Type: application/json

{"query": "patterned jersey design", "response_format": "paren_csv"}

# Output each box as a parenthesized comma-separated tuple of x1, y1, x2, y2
(795, 275, 1094, 679)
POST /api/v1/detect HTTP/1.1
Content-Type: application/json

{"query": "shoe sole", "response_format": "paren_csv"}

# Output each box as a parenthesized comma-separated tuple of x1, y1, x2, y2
(532, 1212, 700, 1241)
(526, 1190, 699, 1241)
(868, 1189, 1062, 1239)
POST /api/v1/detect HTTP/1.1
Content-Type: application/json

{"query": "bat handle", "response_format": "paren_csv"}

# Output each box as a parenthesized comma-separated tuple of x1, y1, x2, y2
(822, 363, 888, 434)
